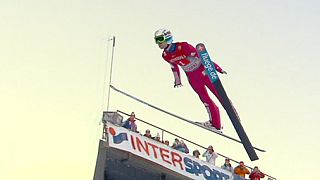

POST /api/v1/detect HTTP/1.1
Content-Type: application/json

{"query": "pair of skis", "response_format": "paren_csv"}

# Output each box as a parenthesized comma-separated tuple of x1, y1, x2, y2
(196, 43, 260, 161)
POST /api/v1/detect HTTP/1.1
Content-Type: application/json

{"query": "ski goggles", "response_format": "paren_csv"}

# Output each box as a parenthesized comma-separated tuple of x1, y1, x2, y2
(155, 36, 166, 44)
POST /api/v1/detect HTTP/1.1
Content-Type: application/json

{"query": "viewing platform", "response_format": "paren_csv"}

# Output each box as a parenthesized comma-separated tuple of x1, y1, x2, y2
(93, 111, 276, 180)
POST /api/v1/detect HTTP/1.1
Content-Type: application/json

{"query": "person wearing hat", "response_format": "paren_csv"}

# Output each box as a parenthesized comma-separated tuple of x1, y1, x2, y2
(221, 158, 233, 173)
(122, 112, 138, 132)
(249, 166, 265, 180)
(234, 161, 250, 179)
(202, 145, 218, 165)
(154, 133, 161, 142)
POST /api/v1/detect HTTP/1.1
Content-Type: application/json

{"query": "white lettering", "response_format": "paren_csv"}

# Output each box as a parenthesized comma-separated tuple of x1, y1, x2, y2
(170, 55, 187, 62)
(201, 53, 217, 80)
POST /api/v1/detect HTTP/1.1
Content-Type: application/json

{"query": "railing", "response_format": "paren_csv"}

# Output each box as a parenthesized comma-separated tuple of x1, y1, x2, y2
(103, 110, 277, 180)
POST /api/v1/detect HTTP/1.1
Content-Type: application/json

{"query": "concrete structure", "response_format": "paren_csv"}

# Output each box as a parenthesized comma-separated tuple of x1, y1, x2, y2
(93, 111, 276, 180)
(94, 139, 191, 180)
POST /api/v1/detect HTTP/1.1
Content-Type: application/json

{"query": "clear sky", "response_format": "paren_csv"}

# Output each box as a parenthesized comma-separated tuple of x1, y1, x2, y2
(1, 0, 319, 179)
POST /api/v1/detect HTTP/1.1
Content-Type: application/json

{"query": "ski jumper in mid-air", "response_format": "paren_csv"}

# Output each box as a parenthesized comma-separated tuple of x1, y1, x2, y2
(154, 28, 227, 130)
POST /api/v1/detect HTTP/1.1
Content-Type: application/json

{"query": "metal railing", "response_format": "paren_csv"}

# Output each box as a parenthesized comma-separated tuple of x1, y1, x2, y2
(103, 110, 276, 180)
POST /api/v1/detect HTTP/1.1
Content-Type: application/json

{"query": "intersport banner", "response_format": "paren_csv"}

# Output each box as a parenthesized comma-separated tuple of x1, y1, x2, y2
(106, 123, 241, 180)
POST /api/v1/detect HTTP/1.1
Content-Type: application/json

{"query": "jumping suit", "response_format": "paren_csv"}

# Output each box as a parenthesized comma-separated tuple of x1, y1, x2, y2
(162, 42, 224, 129)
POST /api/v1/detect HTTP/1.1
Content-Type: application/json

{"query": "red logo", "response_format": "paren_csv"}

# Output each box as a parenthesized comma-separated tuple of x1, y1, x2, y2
(108, 127, 116, 136)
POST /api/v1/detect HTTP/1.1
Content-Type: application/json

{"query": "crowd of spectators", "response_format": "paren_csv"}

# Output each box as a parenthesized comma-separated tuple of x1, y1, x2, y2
(118, 112, 266, 180)
(218, 160, 266, 180)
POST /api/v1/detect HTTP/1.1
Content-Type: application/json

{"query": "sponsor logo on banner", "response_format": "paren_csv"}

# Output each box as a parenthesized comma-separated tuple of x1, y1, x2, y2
(109, 127, 128, 144)
(107, 123, 233, 180)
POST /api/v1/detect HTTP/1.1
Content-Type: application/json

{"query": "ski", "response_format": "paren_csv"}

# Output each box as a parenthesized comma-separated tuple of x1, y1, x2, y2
(196, 43, 259, 161)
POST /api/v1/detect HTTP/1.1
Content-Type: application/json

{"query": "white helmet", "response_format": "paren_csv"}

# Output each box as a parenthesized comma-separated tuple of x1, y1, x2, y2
(154, 28, 173, 44)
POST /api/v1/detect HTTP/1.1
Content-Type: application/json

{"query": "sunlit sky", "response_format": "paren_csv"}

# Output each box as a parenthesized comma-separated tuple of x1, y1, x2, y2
(1, 0, 319, 179)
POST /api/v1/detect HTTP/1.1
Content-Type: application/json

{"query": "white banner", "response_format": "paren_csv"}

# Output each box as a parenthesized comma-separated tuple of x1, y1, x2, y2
(106, 123, 240, 180)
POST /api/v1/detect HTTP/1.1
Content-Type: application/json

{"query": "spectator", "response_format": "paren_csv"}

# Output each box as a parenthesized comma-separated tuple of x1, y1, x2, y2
(171, 138, 187, 153)
(143, 129, 152, 138)
(122, 112, 138, 132)
(249, 166, 265, 180)
(234, 161, 250, 179)
(154, 133, 161, 142)
(177, 140, 189, 153)
(193, 150, 201, 158)
(164, 140, 170, 146)
(171, 138, 180, 149)
(221, 158, 233, 173)
(202, 145, 218, 165)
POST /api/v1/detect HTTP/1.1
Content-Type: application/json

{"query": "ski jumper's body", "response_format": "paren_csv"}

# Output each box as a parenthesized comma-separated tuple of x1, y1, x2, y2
(161, 42, 224, 129)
